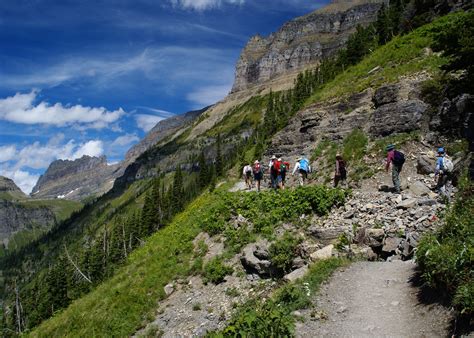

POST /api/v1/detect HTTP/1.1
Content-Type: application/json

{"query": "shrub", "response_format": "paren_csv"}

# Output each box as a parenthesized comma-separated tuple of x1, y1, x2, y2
(202, 256, 234, 285)
(269, 232, 303, 274)
(416, 183, 473, 316)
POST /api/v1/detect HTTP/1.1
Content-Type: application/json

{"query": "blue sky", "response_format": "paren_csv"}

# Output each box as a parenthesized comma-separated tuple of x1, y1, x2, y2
(0, 0, 328, 193)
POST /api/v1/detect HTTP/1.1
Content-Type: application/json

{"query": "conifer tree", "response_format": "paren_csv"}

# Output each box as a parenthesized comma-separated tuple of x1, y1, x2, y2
(215, 133, 223, 177)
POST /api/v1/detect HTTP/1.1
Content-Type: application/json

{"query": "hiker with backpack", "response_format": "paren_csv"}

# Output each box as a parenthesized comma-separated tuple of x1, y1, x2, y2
(334, 153, 347, 188)
(253, 160, 263, 192)
(243, 163, 253, 190)
(385, 144, 405, 194)
(292, 157, 311, 186)
(280, 158, 290, 189)
(434, 147, 453, 202)
(269, 155, 279, 189)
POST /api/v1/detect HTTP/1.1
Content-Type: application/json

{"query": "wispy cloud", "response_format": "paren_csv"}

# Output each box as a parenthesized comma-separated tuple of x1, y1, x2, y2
(186, 84, 231, 107)
(0, 90, 124, 129)
(135, 114, 166, 132)
(169, 0, 245, 11)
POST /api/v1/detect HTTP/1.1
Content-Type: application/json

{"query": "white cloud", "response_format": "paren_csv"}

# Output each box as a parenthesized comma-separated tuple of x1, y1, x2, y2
(0, 168, 40, 195)
(170, 0, 245, 10)
(72, 140, 104, 159)
(0, 90, 125, 129)
(186, 84, 231, 107)
(111, 134, 140, 147)
(135, 114, 166, 132)
(0, 145, 16, 162)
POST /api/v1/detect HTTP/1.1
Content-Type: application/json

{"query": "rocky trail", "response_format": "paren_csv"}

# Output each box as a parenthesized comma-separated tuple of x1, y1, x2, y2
(137, 148, 458, 337)
(296, 261, 453, 338)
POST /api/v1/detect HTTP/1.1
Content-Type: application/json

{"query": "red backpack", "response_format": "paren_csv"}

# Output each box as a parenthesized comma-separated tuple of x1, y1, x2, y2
(253, 163, 262, 174)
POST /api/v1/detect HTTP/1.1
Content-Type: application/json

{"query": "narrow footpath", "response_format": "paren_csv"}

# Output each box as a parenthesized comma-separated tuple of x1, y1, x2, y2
(296, 261, 452, 338)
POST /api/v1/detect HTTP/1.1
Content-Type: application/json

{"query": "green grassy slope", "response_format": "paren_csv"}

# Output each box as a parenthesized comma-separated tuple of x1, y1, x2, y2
(307, 13, 455, 104)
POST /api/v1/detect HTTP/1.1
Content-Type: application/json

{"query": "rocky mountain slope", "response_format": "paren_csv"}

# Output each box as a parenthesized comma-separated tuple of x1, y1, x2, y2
(231, 0, 383, 92)
(31, 155, 122, 201)
(2, 5, 472, 337)
(0, 176, 26, 200)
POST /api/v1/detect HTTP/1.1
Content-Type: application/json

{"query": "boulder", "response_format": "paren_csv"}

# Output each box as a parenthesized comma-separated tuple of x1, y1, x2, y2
(382, 237, 401, 254)
(370, 100, 427, 136)
(417, 155, 435, 175)
(418, 198, 437, 206)
(397, 198, 417, 209)
(240, 240, 275, 276)
(292, 257, 306, 270)
(308, 226, 349, 242)
(164, 283, 175, 296)
(283, 265, 309, 282)
(409, 181, 431, 196)
(310, 244, 334, 261)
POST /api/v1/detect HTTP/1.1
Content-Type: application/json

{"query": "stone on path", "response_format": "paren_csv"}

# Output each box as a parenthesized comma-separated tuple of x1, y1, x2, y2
(310, 244, 334, 261)
(283, 265, 309, 282)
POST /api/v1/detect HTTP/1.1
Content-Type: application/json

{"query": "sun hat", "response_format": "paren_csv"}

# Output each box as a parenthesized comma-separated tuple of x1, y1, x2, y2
(386, 144, 395, 151)
(437, 147, 445, 154)
(254, 160, 259, 164)
(277, 158, 282, 161)
(271, 155, 277, 159)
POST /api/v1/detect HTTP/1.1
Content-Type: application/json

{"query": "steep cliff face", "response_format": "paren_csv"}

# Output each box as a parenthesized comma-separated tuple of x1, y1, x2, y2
(31, 155, 123, 201)
(231, 0, 383, 93)
(0, 200, 55, 246)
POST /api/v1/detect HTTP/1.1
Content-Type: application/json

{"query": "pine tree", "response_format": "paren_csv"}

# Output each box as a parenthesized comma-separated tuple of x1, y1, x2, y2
(198, 151, 209, 188)
(215, 133, 223, 177)
(171, 165, 184, 211)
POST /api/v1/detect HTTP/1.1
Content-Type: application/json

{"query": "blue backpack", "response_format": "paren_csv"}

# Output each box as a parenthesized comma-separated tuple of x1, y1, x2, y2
(300, 158, 309, 172)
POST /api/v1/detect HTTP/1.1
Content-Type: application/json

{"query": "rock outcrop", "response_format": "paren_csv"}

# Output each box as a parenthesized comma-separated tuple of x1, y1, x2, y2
(31, 155, 123, 201)
(231, 0, 383, 93)
(0, 200, 55, 246)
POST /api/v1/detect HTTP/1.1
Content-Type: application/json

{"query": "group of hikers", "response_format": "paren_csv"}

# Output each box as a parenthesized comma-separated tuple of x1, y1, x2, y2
(242, 154, 345, 192)
(242, 144, 453, 201)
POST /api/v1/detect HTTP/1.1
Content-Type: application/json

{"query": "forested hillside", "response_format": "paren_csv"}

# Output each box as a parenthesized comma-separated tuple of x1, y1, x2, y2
(0, 1, 472, 336)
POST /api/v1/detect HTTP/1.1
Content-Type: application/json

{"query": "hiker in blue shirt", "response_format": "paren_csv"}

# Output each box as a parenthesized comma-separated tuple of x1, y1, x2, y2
(292, 157, 311, 186)
(434, 147, 453, 202)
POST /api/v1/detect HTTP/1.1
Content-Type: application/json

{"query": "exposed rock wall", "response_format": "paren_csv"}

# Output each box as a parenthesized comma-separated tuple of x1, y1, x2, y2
(0, 200, 55, 246)
(31, 155, 123, 201)
(231, 0, 383, 93)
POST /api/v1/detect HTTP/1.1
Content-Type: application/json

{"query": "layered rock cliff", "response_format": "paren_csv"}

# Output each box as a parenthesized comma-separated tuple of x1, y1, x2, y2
(31, 155, 123, 201)
(231, 0, 383, 93)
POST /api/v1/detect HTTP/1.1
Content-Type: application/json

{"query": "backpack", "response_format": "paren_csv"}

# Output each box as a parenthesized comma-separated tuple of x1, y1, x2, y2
(300, 158, 309, 172)
(393, 150, 405, 167)
(245, 166, 252, 174)
(253, 163, 262, 174)
(442, 157, 454, 173)
(280, 163, 287, 173)
(338, 159, 346, 176)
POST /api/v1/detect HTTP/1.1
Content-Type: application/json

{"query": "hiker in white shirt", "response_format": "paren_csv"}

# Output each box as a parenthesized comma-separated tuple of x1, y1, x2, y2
(243, 164, 253, 189)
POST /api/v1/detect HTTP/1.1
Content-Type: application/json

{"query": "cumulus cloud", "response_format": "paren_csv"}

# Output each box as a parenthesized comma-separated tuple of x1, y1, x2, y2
(0, 145, 16, 163)
(0, 136, 106, 193)
(0, 167, 40, 195)
(0, 90, 125, 129)
(186, 84, 231, 107)
(170, 0, 245, 10)
(135, 114, 166, 132)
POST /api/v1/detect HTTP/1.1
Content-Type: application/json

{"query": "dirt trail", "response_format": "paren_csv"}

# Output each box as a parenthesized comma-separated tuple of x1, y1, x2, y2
(296, 261, 453, 338)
